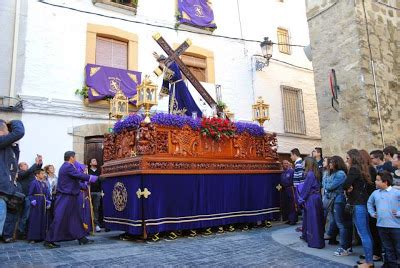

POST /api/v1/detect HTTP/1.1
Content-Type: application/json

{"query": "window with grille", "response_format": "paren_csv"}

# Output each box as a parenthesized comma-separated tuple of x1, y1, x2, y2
(277, 28, 291, 54)
(111, 0, 137, 7)
(281, 86, 306, 135)
(95, 36, 128, 69)
(180, 54, 207, 82)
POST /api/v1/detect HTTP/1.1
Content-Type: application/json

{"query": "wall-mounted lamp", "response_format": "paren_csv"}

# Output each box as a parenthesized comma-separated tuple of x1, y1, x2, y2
(255, 37, 274, 71)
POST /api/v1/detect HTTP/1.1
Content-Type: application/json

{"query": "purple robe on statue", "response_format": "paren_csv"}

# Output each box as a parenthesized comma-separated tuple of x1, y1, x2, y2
(45, 162, 93, 242)
(298, 171, 325, 249)
(27, 179, 50, 241)
(78, 182, 93, 236)
(280, 168, 298, 224)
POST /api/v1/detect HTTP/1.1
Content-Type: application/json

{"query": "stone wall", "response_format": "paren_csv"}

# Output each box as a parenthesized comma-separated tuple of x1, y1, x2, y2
(306, 0, 399, 156)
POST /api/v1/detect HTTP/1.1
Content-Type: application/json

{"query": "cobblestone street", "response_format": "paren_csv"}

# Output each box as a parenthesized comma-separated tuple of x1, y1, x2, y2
(0, 224, 350, 267)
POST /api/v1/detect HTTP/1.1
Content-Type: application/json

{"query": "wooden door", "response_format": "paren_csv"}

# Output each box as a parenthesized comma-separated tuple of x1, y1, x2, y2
(84, 136, 104, 168)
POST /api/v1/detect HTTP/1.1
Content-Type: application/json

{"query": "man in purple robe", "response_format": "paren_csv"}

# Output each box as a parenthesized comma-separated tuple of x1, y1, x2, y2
(74, 161, 93, 236)
(44, 151, 98, 248)
(280, 160, 298, 225)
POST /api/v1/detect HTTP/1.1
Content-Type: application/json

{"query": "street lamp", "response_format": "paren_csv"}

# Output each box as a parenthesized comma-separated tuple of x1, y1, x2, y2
(256, 37, 274, 71)
(136, 75, 158, 123)
(252, 96, 270, 126)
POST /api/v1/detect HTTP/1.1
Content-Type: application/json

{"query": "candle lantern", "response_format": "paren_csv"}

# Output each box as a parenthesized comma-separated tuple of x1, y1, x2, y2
(109, 89, 129, 120)
(136, 75, 158, 123)
(252, 96, 270, 126)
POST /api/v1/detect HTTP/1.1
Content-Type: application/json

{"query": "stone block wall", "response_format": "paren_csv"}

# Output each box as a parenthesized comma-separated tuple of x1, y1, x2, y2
(306, 0, 399, 156)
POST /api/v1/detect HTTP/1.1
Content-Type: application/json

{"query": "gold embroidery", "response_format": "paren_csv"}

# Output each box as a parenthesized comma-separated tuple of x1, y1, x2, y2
(170, 96, 187, 116)
(90, 87, 100, 97)
(182, 11, 191, 20)
(90, 67, 101, 77)
(194, 5, 205, 17)
(112, 182, 128, 212)
(127, 73, 138, 83)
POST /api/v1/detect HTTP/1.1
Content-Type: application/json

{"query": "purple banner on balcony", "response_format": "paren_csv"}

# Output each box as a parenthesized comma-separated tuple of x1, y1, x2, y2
(178, 0, 217, 29)
(85, 64, 141, 102)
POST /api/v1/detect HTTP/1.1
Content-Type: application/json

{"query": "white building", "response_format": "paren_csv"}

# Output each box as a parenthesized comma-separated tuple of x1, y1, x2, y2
(0, 0, 320, 170)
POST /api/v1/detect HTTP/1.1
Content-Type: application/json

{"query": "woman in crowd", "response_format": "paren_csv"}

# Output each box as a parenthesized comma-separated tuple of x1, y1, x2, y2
(359, 149, 382, 263)
(324, 156, 353, 257)
(298, 157, 325, 249)
(44, 165, 57, 227)
(344, 149, 374, 268)
(44, 165, 57, 197)
(322, 156, 339, 245)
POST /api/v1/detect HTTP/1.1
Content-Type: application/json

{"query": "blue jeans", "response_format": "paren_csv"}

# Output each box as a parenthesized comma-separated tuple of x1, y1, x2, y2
(3, 211, 18, 239)
(378, 227, 400, 268)
(18, 197, 30, 234)
(0, 198, 6, 235)
(326, 210, 338, 238)
(333, 202, 353, 249)
(353, 205, 373, 263)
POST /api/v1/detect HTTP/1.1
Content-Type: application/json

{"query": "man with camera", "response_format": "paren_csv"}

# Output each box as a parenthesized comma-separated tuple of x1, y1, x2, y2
(0, 120, 25, 239)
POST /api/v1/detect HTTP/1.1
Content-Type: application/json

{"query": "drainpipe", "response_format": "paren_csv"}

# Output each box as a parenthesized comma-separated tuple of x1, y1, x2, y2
(9, 0, 21, 100)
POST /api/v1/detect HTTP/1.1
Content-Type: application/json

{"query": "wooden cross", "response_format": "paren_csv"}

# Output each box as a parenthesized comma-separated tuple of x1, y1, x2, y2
(152, 33, 217, 107)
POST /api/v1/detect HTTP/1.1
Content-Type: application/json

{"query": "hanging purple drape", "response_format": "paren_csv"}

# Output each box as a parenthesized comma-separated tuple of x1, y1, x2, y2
(178, 0, 217, 29)
(85, 64, 141, 102)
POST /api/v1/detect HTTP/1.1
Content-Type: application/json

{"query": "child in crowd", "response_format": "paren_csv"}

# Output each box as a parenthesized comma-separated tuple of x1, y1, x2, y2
(367, 171, 400, 268)
(27, 169, 50, 243)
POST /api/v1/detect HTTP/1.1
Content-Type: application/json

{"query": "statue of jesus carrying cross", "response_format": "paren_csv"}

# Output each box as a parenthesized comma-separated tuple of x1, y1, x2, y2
(152, 33, 217, 117)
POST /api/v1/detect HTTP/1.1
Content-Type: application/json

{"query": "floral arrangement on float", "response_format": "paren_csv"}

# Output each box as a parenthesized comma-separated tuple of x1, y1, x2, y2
(112, 113, 266, 140)
(200, 117, 236, 141)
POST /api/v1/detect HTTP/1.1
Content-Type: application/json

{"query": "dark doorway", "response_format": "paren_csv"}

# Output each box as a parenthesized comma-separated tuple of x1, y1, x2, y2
(84, 136, 104, 168)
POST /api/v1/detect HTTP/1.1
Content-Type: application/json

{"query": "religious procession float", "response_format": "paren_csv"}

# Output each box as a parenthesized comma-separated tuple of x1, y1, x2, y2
(85, 33, 282, 239)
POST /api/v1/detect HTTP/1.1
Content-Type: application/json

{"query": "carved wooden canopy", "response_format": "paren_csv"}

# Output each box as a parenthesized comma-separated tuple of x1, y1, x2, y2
(102, 123, 281, 176)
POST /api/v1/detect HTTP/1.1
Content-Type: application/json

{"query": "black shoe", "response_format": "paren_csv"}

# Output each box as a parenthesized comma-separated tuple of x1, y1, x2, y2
(43, 241, 60, 249)
(78, 237, 94, 245)
(328, 240, 339, 245)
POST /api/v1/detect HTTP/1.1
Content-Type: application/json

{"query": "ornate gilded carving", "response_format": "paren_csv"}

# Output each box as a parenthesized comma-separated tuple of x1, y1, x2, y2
(114, 129, 135, 159)
(171, 125, 199, 156)
(136, 123, 156, 155)
(233, 133, 255, 158)
(103, 124, 282, 175)
(255, 139, 264, 157)
(156, 131, 169, 153)
(146, 161, 280, 171)
(102, 160, 141, 175)
(103, 134, 115, 162)
(263, 132, 279, 160)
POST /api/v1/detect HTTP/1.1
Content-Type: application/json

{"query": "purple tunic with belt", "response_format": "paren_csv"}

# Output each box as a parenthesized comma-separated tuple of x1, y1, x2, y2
(280, 168, 298, 224)
(45, 162, 92, 242)
(78, 182, 93, 236)
(298, 171, 325, 249)
(27, 179, 49, 241)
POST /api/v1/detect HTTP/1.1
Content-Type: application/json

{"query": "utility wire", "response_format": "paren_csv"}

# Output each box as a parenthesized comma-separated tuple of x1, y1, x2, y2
(252, 55, 313, 71)
(39, 0, 306, 47)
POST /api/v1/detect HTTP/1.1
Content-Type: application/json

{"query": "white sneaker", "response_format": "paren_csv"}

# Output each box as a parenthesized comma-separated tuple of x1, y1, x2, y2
(95, 225, 101, 232)
(334, 247, 351, 256)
